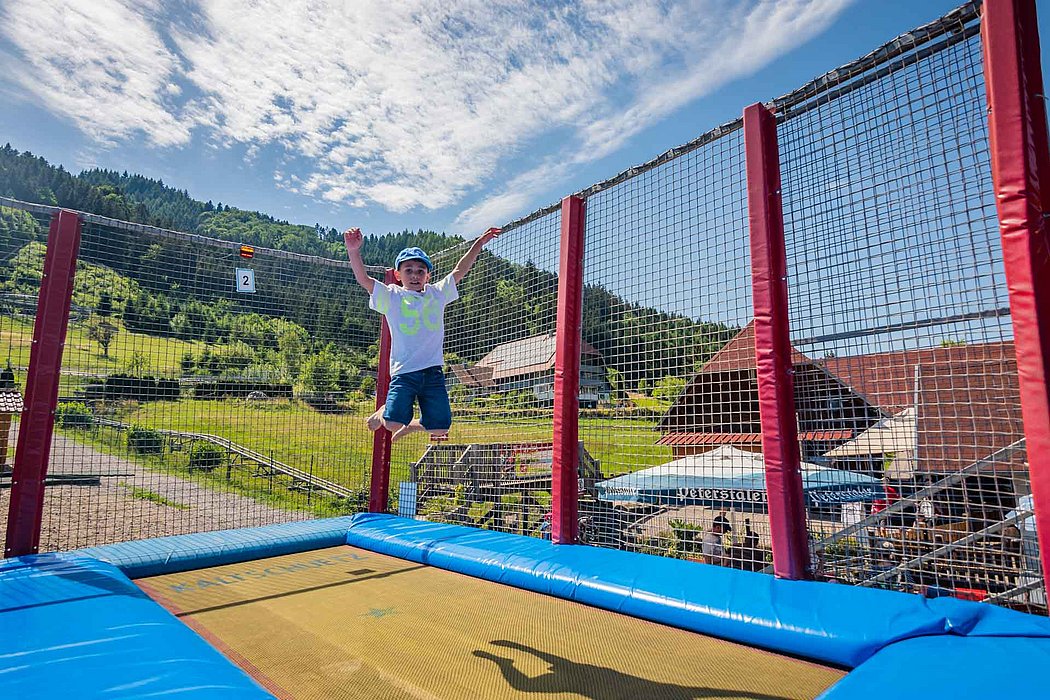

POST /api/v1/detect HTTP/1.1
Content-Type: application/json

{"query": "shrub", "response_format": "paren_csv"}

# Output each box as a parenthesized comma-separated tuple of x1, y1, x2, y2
(104, 374, 159, 401)
(334, 489, 369, 514)
(127, 425, 164, 454)
(669, 518, 704, 553)
(467, 501, 494, 527)
(188, 441, 225, 471)
(55, 401, 93, 429)
(653, 375, 687, 401)
(156, 378, 180, 400)
(823, 537, 863, 557)
(192, 380, 293, 400)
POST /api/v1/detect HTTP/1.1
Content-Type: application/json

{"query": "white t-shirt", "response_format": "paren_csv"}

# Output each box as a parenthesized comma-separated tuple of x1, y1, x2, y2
(369, 274, 459, 376)
(918, 498, 935, 519)
(702, 532, 723, 558)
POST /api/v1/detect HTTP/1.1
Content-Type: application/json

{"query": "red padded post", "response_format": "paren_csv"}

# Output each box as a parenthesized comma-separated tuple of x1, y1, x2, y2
(5, 209, 82, 557)
(744, 103, 811, 580)
(982, 0, 1050, 589)
(369, 268, 397, 513)
(552, 195, 586, 544)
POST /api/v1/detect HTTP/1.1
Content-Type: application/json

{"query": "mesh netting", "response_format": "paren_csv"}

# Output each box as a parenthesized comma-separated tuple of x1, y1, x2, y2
(3, 210, 381, 551)
(777, 12, 1042, 610)
(0, 1, 1044, 614)
(580, 127, 760, 567)
(390, 212, 561, 537)
(0, 205, 49, 509)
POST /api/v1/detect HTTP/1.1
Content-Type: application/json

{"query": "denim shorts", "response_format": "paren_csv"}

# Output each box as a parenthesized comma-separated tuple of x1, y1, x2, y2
(383, 366, 452, 430)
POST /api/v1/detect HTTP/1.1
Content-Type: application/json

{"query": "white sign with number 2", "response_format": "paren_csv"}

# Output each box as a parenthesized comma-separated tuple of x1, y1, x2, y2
(235, 268, 256, 293)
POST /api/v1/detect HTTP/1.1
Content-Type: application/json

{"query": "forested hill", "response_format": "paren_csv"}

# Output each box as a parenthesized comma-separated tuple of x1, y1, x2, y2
(0, 144, 456, 264)
(0, 144, 737, 390)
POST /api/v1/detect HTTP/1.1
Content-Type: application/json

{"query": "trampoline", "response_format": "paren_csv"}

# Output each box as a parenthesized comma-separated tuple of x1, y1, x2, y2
(3, 513, 1050, 699)
(137, 546, 841, 699)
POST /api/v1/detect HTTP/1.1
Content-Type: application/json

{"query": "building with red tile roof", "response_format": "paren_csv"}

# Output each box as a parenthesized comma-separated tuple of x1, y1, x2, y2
(659, 322, 1024, 476)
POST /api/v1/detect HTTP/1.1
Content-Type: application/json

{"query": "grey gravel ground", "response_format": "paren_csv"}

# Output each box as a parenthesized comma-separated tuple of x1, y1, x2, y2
(1, 430, 306, 554)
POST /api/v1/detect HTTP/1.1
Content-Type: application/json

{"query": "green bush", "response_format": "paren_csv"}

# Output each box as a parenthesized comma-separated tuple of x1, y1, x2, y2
(475, 390, 537, 410)
(668, 518, 704, 532)
(55, 401, 93, 429)
(823, 537, 862, 557)
(127, 425, 164, 454)
(338, 489, 370, 514)
(669, 518, 704, 553)
(653, 375, 687, 401)
(188, 441, 225, 470)
(467, 501, 494, 527)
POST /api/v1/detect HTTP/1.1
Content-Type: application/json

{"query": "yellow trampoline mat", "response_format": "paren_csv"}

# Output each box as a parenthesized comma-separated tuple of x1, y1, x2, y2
(137, 546, 844, 700)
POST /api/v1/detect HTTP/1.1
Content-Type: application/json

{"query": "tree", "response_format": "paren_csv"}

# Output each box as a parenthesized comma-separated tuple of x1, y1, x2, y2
(276, 321, 310, 381)
(122, 351, 150, 377)
(606, 367, 623, 401)
(653, 375, 686, 401)
(448, 382, 471, 405)
(299, 350, 339, 393)
(215, 341, 255, 375)
(180, 351, 195, 375)
(337, 364, 361, 392)
(96, 290, 113, 317)
(85, 315, 118, 357)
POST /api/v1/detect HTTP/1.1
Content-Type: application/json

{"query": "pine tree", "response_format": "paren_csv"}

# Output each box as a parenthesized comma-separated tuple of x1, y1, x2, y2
(97, 291, 113, 317)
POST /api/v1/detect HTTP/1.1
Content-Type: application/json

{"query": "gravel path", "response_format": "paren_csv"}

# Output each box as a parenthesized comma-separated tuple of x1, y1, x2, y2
(1, 430, 307, 554)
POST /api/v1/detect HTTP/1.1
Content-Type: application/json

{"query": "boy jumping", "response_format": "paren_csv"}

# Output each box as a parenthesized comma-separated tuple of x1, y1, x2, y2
(344, 226, 501, 441)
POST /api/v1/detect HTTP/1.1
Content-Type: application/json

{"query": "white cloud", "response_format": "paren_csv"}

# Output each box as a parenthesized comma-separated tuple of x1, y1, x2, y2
(0, 0, 853, 221)
(459, 0, 854, 228)
(0, 0, 194, 147)
(577, 0, 851, 159)
(454, 166, 559, 233)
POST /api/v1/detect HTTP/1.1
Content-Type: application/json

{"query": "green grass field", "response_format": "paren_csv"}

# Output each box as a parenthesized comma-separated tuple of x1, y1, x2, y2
(3, 308, 672, 515)
(121, 398, 672, 488)
(1, 314, 204, 391)
(123, 399, 377, 484)
(626, 392, 672, 412)
(54, 397, 671, 520)
(66, 421, 365, 517)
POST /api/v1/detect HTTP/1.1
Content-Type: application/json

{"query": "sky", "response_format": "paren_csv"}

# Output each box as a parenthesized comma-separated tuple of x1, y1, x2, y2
(0, 0, 1047, 239)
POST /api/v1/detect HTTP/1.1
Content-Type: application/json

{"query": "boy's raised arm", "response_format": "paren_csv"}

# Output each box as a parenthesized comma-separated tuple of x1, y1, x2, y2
(452, 227, 502, 284)
(343, 227, 377, 295)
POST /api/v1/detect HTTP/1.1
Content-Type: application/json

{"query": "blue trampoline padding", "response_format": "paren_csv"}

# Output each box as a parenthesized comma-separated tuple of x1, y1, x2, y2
(817, 635, 1050, 699)
(0, 553, 274, 699)
(345, 513, 1050, 668)
(75, 516, 358, 578)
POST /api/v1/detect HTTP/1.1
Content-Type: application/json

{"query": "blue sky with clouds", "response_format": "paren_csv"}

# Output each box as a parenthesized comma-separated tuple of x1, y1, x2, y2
(0, 1, 1046, 238)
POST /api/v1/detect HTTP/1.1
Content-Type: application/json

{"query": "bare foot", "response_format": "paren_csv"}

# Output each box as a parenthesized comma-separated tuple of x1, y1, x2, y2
(366, 407, 383, 432)
(429, 431, 449, 442)
(391, 421, 426, 443)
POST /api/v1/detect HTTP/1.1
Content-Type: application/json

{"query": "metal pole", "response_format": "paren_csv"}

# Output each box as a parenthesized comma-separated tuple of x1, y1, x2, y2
(552, 195, 586, 544)
(982, 0, 1050, 599)
(744, 103, 811, 579)
(5, 210, 82, 557)
(369, 269, 396, 512)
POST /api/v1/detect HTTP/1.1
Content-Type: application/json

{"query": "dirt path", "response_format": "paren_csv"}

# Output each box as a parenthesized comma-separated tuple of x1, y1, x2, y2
(1, 430, 307, 554)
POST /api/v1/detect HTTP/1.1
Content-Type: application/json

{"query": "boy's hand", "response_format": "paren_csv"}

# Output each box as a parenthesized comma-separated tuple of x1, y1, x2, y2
(453, 227, 501, 283)
(478, 227, 502, 246)
(343, 227, 363, 253)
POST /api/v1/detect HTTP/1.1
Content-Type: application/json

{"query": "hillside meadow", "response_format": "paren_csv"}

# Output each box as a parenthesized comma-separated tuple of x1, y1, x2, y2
(1, 314, 204, 392)
(121, 398, 672, 486)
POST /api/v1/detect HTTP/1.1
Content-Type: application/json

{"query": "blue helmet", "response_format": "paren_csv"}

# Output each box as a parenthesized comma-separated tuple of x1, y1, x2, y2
(393, 246, 433, 272)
